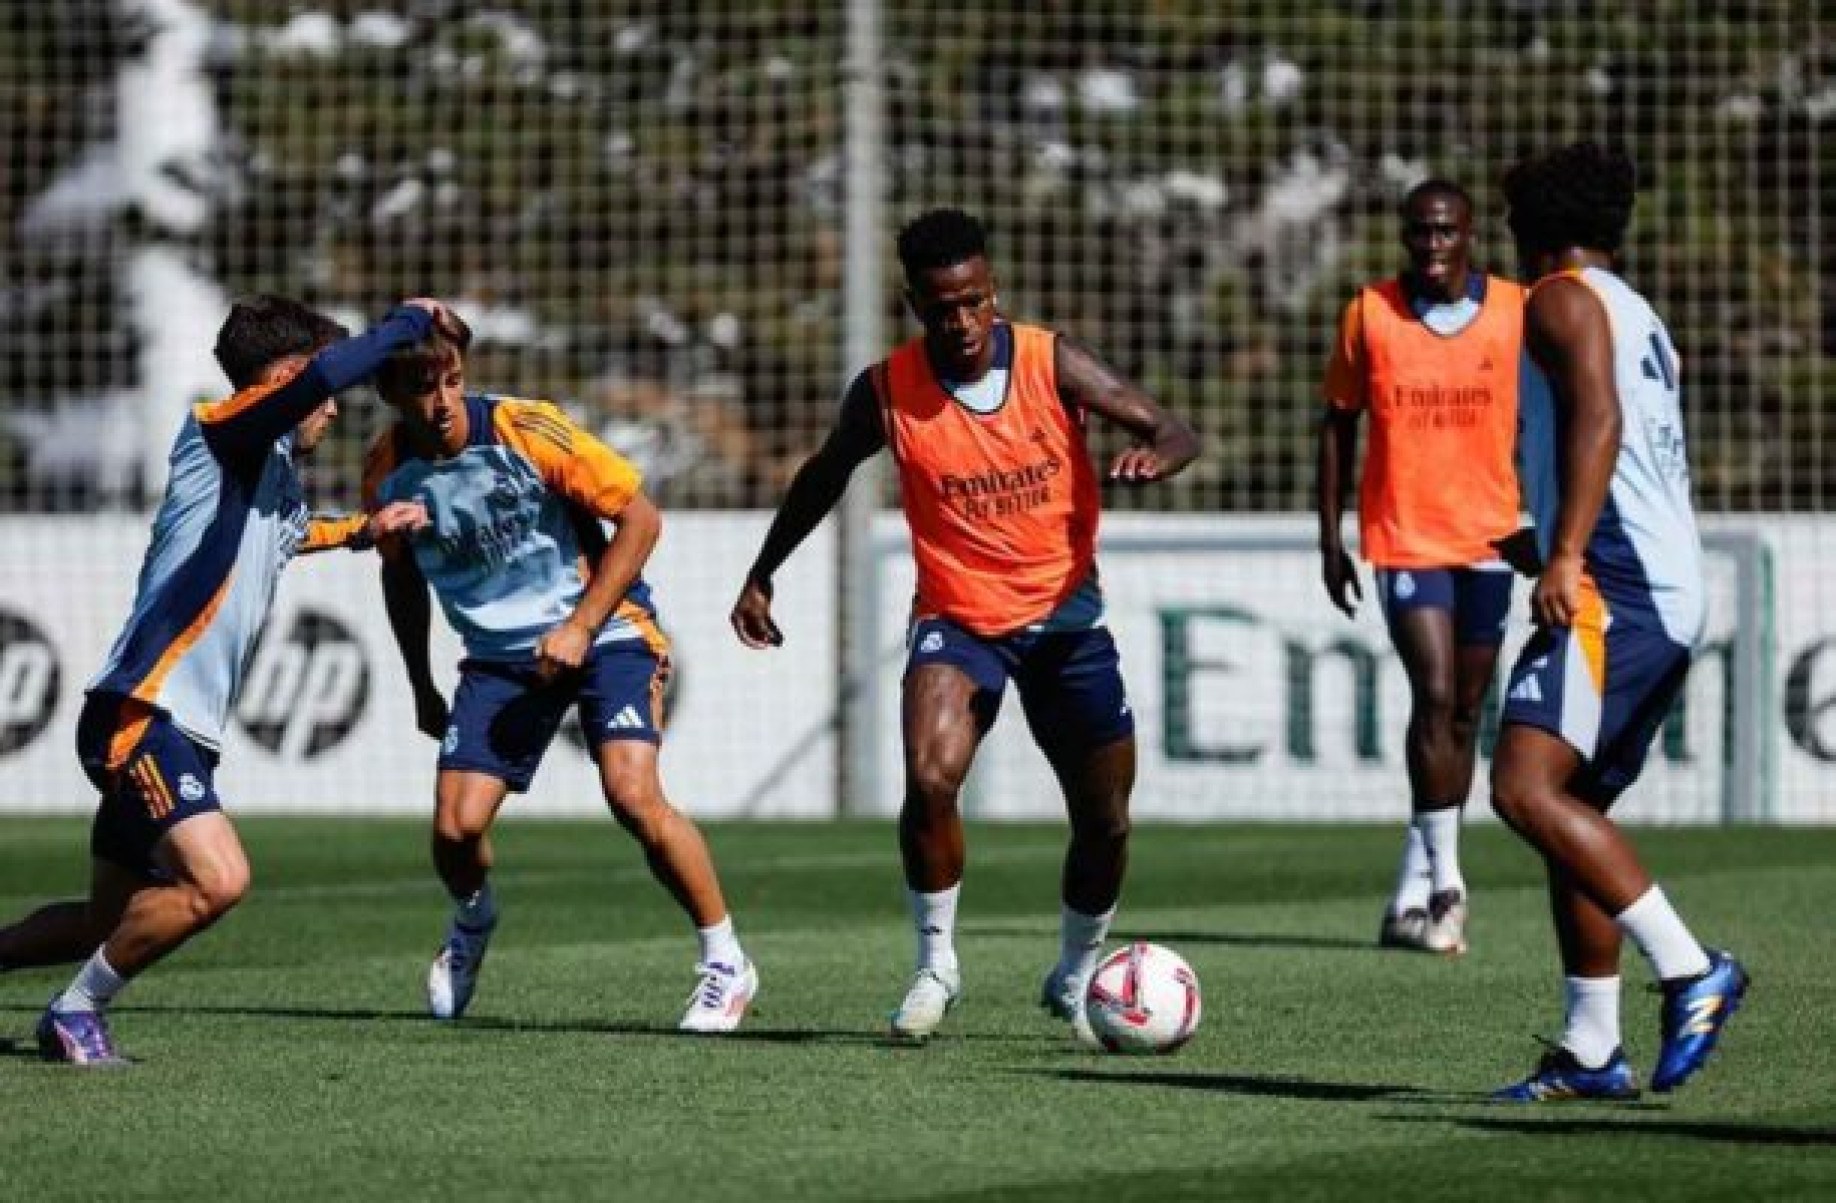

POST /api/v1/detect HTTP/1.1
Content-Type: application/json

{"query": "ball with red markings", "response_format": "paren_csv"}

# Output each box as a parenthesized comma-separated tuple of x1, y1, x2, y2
(1083, 942, 1202, 1055)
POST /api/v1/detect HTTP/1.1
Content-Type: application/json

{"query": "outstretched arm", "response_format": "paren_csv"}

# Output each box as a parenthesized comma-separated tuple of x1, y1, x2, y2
(298, 501, 429, 556)
(1524, 276, 1622, 626)
(730, 372, 885, 648)
(197, 301, 446, 467)
(1053, 335, 1199, 483)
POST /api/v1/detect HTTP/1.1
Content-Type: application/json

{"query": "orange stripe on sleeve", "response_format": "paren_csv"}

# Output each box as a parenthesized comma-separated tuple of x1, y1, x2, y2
(510, 410, 576, 449)
(302, 514, 367, 552)
(192, 362, 308, 426)
(494, 400, 641, 520)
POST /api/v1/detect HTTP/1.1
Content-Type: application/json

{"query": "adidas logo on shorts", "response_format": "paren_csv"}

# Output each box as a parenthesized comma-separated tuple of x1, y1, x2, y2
(607, 705, 646, 731)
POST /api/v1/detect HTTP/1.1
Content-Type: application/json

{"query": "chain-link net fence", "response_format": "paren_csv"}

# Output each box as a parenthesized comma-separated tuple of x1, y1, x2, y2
(0, 3, 1829, 818)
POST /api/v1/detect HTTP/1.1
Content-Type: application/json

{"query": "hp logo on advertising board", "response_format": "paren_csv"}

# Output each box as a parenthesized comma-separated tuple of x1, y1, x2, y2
(0, 611, 60, 756)
(236, 609, 369, 760)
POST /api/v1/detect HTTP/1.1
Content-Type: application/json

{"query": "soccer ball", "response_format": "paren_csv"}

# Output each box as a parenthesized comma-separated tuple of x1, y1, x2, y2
(1083, 941, 1202, 1055)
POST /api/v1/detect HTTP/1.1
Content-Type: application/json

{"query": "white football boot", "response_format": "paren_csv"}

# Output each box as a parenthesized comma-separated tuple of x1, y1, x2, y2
(427, 916, 496, 1020)
(1422, 889, 1469, 956)
(1039, 964, 1097, 1047)
(1378, 906, 1432, 951)
(678, 959, 759, 1034)
(888, 965, 961, 1041)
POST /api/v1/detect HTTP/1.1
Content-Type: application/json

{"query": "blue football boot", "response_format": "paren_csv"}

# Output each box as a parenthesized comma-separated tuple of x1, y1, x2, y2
(1652, 949, 1749, 1093)
(36, 1005, 130, 1067)
(1492, 1042, 1640, 1102)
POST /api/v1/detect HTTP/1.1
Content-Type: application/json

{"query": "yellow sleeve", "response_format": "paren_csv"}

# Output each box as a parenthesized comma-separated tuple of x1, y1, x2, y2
(300, 514, 369, 553)
(1320, 295, 1368, 411)
(492, 399, 641, 520)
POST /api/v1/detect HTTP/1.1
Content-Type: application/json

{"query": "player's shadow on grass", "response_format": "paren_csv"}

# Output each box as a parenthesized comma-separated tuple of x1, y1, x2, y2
(3, 1001, 1044, 1049)
(438, 1016, 1060, 1050)
(964, 922, 1372, 953)
(1388, 1113, 1836, 1146)
(458, 1016, 1037, 1048)
(0, 1034, 43, 1061)
(1036, 1066, 1466, 1104)
(1119, 929, 1375, 952)
(463, 1016, 904, 1045)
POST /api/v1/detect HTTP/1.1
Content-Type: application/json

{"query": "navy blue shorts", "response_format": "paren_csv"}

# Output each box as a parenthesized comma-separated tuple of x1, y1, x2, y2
(1500, 587, 1692, 804)
(904, 617, 1134, 758)
(77, 692, 223, 881)
(1375, 565, 1514, 648)
(440, 640, 668, 792)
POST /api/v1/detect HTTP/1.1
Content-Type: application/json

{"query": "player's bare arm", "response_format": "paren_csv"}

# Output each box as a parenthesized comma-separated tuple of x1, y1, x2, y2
(1524, 276, 1622, 627)
(202, 300, 450, 467)
(536, 490, 662, 679)
(1053, 335, 1199, 483)
(378, 539, 448, 740)
(731, 376, 885, 649)
(1315, 406, 1363, 617)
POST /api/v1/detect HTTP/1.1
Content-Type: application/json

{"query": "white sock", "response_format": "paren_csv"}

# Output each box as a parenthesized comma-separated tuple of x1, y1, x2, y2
(1416, 806, 1466, 896)
(1389, 825, 1432, 914)
(54, 949, 126, 1014)
(1560, 975, 1622, 1068)
(696, 916, 745, 970)
(1615, 885, 1711, 982)
(454, 882, 497, 930)
(1054, 903, 1116, 985)
(908, 884, 960, 974)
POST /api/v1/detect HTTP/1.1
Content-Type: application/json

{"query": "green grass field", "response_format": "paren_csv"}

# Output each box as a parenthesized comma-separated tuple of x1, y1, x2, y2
(2, 819, 1832, 1201)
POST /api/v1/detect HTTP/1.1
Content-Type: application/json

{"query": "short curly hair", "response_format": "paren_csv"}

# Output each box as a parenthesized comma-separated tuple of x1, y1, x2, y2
(1502, 141, 1638, 256)
(896, 208, 988, 280)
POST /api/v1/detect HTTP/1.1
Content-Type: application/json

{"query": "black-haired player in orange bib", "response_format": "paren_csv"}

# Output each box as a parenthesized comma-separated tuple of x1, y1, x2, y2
(731, 208, 1199, 1040)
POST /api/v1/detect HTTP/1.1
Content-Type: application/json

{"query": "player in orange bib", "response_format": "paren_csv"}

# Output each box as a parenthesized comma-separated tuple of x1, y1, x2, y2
(730, 208, 1199, 1041)
(1317, 179, 1527, 956)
